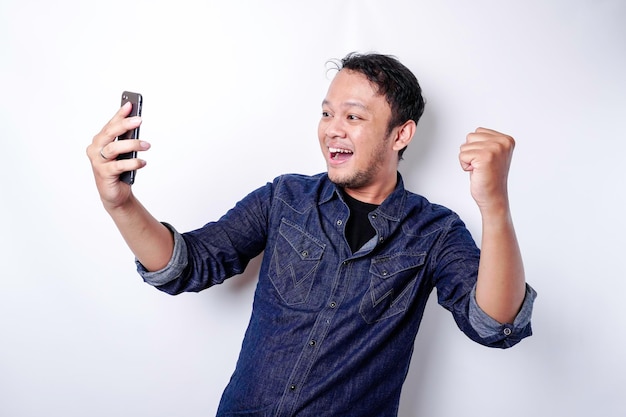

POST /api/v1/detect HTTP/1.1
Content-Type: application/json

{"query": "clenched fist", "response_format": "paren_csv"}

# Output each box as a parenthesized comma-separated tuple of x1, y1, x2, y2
(459, 127, 515, 213)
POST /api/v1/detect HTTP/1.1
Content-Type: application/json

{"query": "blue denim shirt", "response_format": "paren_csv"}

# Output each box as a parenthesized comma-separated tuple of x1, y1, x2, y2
(138, 173, 536, 417)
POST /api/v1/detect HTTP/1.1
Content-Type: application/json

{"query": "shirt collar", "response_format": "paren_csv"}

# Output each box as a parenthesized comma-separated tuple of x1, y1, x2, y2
(319, 172, 407, 222)
(375, 172, 407, 222)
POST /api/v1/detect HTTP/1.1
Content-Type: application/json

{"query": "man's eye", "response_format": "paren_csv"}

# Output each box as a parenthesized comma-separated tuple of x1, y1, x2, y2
(321, 111, 331, 118)
(347, 115, 360, 120)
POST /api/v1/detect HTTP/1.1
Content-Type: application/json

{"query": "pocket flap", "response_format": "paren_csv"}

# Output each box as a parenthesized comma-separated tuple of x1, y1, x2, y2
(369, 252, 426, 279)
(279, 219, 324, 261)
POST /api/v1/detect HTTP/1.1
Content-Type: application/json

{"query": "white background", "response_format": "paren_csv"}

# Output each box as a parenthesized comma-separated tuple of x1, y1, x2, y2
(1, 1, 625, 416)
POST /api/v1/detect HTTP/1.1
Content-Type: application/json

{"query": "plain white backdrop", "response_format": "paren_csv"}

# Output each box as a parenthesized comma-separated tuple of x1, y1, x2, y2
(1, 1, 625, 416)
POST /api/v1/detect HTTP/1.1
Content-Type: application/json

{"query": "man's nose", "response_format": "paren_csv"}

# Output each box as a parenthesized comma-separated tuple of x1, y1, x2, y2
(324, 117, 346, 138)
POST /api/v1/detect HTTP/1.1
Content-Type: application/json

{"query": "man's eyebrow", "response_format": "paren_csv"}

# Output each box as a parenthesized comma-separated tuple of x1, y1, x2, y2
(321, 99, 369, 111)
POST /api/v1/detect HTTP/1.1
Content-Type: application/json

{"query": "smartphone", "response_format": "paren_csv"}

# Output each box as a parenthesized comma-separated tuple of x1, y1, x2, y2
(116, 91, 143, 185)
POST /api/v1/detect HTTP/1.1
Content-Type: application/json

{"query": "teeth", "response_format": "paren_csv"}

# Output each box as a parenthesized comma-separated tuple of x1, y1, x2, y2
(329, 147, 353, 154)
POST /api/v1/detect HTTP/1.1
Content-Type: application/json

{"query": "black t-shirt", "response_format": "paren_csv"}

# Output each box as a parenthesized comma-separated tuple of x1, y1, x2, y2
(342, 191, 379, 253)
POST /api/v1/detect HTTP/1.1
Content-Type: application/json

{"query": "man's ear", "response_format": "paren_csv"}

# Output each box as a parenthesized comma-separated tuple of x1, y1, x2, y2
(392, 120, 416, 151)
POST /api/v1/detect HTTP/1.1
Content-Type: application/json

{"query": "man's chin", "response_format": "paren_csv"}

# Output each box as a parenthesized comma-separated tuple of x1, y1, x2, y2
(328, 171, 366, 190)
(327, 167, 344, 179)
(328, 172, 349, 188)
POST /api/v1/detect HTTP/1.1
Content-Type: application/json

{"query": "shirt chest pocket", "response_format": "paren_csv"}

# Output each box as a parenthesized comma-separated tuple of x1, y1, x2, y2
(268, 219, 325, 305)
(360, 252, 426, 324)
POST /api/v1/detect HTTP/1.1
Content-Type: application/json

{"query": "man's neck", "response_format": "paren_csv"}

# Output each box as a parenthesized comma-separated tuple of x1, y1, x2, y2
(343, 177, 398, 205)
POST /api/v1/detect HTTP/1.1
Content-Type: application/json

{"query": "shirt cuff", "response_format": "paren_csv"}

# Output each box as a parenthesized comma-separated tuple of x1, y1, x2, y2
(469, 283, 537, 339)
(135, 222, 189, 287)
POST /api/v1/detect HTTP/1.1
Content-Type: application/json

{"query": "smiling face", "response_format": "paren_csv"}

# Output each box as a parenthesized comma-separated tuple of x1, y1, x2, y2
(318, 69, 414, 203)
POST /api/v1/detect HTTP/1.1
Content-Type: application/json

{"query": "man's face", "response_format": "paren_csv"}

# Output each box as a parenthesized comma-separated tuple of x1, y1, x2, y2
(318, 69, 399, 198)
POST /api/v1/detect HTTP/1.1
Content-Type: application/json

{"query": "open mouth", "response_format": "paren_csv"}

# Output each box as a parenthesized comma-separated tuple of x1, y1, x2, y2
(329, 147, 353, 161)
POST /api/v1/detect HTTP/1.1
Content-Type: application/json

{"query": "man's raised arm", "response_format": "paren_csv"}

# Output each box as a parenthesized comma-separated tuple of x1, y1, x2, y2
(459, 127, 527, 324)
(86, 102, 173, 272)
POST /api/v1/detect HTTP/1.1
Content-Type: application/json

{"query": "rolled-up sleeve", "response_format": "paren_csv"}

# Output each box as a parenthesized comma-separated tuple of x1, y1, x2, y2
(135, 223, 189, 287)
(469, 283, 537, 339)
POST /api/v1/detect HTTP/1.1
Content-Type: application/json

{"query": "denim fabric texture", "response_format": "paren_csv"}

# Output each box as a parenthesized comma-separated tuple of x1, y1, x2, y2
(137, 173, 536, 417)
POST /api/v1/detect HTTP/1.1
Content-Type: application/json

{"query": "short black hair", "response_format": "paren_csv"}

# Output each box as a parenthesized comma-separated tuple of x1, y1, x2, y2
(332, 52, 426, 158)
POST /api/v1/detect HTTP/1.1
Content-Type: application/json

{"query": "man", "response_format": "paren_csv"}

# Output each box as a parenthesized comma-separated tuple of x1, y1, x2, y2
(87, 53, 536, 417)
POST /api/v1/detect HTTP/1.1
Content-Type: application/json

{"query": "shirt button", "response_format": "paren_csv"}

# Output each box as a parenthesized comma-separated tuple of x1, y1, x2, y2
(301, 250, 308, 258)
(371, 214, 377, 219)
(336, 219, 343, 226)
(290, 385, 296, 391)
(330, 302, 337, 308)
(503, 328, 512, 336)
(309, 340, 316, 346)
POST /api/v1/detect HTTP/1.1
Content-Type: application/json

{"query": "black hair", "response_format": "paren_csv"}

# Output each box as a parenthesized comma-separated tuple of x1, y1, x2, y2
(331, 52, 426, 158)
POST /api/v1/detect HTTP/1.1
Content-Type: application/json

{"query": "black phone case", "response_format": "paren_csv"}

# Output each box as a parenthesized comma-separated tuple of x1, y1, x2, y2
(117, 91, 143, 185)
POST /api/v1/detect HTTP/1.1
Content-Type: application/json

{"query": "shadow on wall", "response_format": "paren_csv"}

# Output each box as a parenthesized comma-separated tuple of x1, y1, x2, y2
(399, 295, 448, 415)
(398, 90, 439, 192)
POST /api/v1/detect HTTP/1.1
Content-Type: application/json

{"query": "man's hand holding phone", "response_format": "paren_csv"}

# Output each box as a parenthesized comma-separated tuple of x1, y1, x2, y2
(86, 93, 174, 271)
(86, 95, 150, 212)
